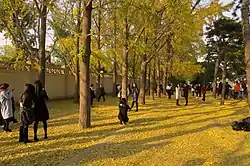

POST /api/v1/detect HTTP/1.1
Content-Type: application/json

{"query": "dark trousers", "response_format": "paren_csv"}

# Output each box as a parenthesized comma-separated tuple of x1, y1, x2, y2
(90, 97, 94, 106)
(192, 91, 195, 96)
(196, 92, 199, 97)
(202, 94, 206, 101)
(131, 100, 138, 111)
(19, 125, 29, 142)
(234, 92, 239, 99)
(176, 99, 180, 106)
(199, 92, 201, 97)
(167, 90, 171, 99)
(97, 95, 105, 102)
(34, 120, 48, 139)
(0, 115, 3, 126)
(3, 118, 11, 130)
(185, 97, 188, 105)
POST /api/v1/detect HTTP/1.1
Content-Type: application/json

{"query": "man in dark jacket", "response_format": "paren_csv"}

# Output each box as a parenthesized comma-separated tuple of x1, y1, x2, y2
(183, 83, 189, 106)
(96, 84, 106, 102)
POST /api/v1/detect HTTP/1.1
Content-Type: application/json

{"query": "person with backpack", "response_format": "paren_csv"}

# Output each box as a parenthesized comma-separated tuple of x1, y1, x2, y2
(33, 80, 49, 142)
(0, 83, 13, 132)
(19, 84, 35, 143)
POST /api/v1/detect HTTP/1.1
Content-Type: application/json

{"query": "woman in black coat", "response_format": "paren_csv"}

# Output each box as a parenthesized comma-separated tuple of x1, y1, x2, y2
(33, 80, 49, 142)
(19, 84, 35, 143)
(118, 98, 130, 125)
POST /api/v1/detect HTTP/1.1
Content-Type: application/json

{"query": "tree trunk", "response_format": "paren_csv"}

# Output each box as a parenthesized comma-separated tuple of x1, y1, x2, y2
(212, 58, 219, 98)
(148, 64, 151, 96)
(96, 60, 101, 88)
(96, 2, 101, 88)
(79, 0, 92, 128)
(38, 1, 47, 87)
(112, 59, 117, 97)
(132, 51, 136, 81)
(122, 15, 129, 99)
(150, 57, 156, 100)
(242, 0, 250, 109)
(74, 0, 81, 103)
(163, 66, 167, 95)
(139, 54, 147, 105)
(221, 60, 226, 105)
(157, 57, 161, 98)
(112, 0, 117, 97)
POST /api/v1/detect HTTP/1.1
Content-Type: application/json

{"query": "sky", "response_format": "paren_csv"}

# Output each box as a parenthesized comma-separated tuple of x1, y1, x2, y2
(0, 0, 235, 47)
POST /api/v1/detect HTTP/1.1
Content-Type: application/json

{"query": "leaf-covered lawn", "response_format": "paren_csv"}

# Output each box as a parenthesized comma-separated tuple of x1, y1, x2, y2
(1, 95, 250, 166)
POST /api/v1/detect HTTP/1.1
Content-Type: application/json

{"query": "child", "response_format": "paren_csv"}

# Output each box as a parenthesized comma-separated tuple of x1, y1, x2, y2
(0, 83, 13, 132)
(118, 98, 130, 125)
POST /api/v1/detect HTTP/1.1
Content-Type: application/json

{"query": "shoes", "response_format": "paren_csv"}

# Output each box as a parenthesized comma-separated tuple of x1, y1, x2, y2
(23, 140, 31, 144)
(34, 137, 39, 142)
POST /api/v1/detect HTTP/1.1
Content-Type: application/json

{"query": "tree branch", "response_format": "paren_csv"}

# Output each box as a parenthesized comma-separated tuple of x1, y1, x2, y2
(191, 0, 202, 13)
(33, 0, 41, 14)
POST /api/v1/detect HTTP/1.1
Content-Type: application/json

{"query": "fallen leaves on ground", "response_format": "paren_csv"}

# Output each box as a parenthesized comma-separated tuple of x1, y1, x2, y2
(1, 96, 250, 166)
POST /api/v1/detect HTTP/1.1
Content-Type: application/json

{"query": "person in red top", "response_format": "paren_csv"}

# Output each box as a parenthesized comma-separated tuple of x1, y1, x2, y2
(234, 81, 240, 99)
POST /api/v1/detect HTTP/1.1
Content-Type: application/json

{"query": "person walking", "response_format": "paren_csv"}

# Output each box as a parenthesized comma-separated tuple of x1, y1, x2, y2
(19, 84, 35, 143)
(166, 84, 172, 99)
(96, 84, 106, 102)
(90, 84, 96, 106)
(33, 80, 49, 142)
(191, 84, 195, 96)
(0, 83, 13, 132)
(183, 83, 189, 106)
(225, 82, 232, 99)
(233, 81, 240, 99)
(176, 84, 181, 106)
(240, 83, 244, 99)
(118, 98, 130, 125)
(130, 83, 139, 112)
(195, 84, 199, 97)
(201, 84, 207, 102)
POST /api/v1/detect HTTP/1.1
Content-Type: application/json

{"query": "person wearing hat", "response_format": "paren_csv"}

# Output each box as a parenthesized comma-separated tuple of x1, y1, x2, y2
(0, 83, 13, 132)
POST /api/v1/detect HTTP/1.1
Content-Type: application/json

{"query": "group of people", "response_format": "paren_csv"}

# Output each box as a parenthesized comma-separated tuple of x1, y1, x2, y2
(90, 84, 106, 106)
(0, 80, 49, 144)
(216, 81, 247, 99)
(117, 83, 139, 125)
(175, 83, 207, 106)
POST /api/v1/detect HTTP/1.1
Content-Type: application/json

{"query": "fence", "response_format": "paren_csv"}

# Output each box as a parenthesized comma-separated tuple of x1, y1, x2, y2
(0, 67, 140, 100)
